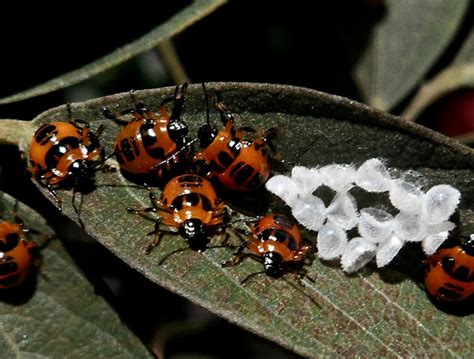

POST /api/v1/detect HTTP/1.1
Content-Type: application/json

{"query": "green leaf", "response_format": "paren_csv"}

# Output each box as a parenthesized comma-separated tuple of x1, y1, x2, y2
(403, 28, 474, 121)
(0, 194, 152, 358)
(353, 0, 469, 111)
(10, 83, 474, 357)
(0, 0, 226, 105)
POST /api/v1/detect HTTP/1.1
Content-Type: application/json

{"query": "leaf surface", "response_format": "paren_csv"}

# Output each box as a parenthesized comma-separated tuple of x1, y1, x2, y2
(6, 83, 474, 357)
(0, 194, 152, 358)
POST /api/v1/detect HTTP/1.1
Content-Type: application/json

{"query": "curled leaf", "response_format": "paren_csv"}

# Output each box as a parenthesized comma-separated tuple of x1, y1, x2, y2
(0, 0, 226, 105)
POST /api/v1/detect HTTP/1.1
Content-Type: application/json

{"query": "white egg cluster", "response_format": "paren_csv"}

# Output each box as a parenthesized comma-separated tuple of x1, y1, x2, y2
(265, 158, 461, 273)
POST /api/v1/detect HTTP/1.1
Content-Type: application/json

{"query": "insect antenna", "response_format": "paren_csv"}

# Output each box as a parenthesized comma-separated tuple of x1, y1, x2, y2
(101, 106, 131, 125)
(241, 270, 267, 285)
(90, 150, 122, 172)
(282, 275, 321, 308)
(262, 127, 278, 154)
(202, 82, 211, 127)
(71, 188, 85, 229)
(66, 103, 73, 121)
(170, 83, 188, 121)
(158, 239, 234, 266)
(158, 246, 190, 265)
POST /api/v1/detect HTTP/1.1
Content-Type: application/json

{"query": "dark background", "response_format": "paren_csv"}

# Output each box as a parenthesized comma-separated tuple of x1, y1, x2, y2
(0, 1, 472, 357)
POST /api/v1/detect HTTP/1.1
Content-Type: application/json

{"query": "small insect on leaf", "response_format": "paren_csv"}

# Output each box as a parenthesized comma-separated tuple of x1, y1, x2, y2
(24, 83, 474, 357)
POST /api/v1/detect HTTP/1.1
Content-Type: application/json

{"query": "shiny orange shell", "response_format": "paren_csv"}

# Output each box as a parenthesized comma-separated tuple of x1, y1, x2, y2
(159, 174, 224, 228)
(0, 222, 37, 289)
(29, 121, 103, 186)
(114, 108, 180, 175)
(196, 120, 271, 191)
(246, 214, 307, 263)
(214, 139, 271, 190)
(425, 246, 474, 302)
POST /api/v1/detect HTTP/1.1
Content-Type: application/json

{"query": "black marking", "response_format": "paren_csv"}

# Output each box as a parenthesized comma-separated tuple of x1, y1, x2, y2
(201, 196, 212, 211)
(0, 261, 18, 276)
(261, 148, 268, 157)
(438, 286, 463, 300)
(442, 257, 455, 273)
(35, 124, 57, 145)
(445, 282, 465, 291)
(178, 175, 203, 184)
(258, 229, 273, 241)
(171, 193, 213, 212)
(130, 137, 140, 156)
(0, 232, 20, 252)
(140, 123, 158, 147)
(171, 195, 186, 211)
(147, 146, 166, 160)
(233, 164, 255, 185)
(258, 228, 297, 251)
(45, 137, 81, 169)
(185, 193, 200, 206)
(287, 237, 297, 251)
(0, 273, 21, 287)
(209, 160, 224, 173)
(248, 173, 264, 190)
(229, 161, 244, 178)
(452, 266, 470, 281)
(120, 139, 135, 162)
(218, 151, 233, 168)
(273, 229, 289, 243)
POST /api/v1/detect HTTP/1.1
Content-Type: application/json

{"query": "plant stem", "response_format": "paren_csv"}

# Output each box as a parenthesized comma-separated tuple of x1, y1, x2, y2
(157, 39, 190, 84)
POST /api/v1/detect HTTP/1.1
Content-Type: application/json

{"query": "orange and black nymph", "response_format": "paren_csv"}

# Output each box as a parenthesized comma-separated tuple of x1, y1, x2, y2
(108, 84, 193, 184)
(128, 174, 227, 252)
(224, 213, 311, 277)
(29, 112, 106, 206)
(0, 214, 38, 289)
(424, 234, 474, 302)
(195, 88, 274, 192)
